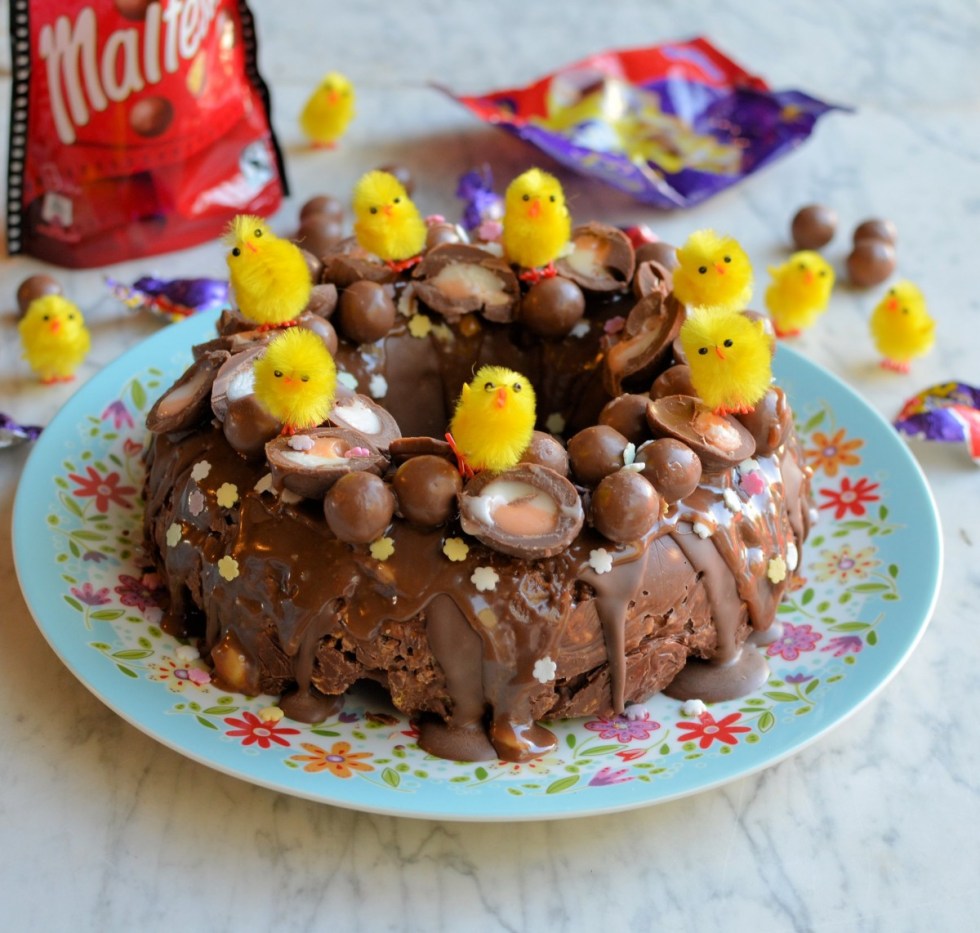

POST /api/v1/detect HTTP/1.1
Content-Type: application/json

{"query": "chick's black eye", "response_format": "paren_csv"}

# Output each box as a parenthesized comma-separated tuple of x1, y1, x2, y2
(231, 247, 241, 257)
(484, 382, 494, 391)
(522, 194, 530, 202)
(42, 314, 50, 321)
(724, 256, 731, 263)
(698, 347, 708, 355)
(698, 266, 708, 275)
(798, 263, 807, 271)
(393, 197, 400, 204)
(819, 270, 827, 277)
(902, 308, 909, 314)
(68, 313, 75, 320)
(301, 375, 310, 382)
(273, 370, 283, 378)
(723, 339, 733, 348)
(254, 229, 262, 238)
(549, 195, 556, 203)
(513, 383, 522, 392)
(369, 206, 378, 215)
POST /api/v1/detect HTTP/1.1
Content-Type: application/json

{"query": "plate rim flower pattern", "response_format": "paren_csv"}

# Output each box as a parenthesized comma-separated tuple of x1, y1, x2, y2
(12, 311, 943, 822)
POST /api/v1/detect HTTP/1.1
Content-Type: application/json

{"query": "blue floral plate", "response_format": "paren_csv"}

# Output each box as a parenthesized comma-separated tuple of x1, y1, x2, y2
(12, 311, 942, 821)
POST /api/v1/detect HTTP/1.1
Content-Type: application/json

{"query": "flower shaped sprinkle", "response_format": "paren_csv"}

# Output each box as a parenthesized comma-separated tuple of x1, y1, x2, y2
(175, 644, 200, 663)
(190, 460, 211, 482)
(258, 706, 285, 723)
(589, 548, 613, 574)
(188, 488, 206, 517)
(337, 371, 359, 392)
(681, 698, 708, 717)
(369, 374, 388, 398)
(471, 566, 499, 592)
(723, 488, 743, 514)
(370, 537, 395, 561)
(217, 555, 240, 581)
(533, 656, 557, 684)
(768, 554, 788, 584)
(216, 482, 239, 508)
(288, 434, 315, 452)
(740, 470, 766, 496)
(443, 537, 470, 562)
(570, 320, 591, 339)
(693, 521, 714, 539)
(166, 523, 182, 548)
(545, 412, 566, 435)
(408, 314, 433, 338)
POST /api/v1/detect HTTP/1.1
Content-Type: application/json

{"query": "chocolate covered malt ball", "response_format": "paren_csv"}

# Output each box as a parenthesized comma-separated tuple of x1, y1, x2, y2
(323, 472, 395, 544)
(520, 431, 569, 476)
(634, 240, 679, 271)
(16, 274, 62, 316)
(337, 281, 396, 344)
(300, 195, 344, 223)
(590, 470, 661, 544)
(853, 218, 897, 246)
(598, 394, 652, 446)
(790, 205, 837, 250)
(393, 455, 462, 527)
(846, 238, 896, 287)
(636, 437, 702, 502)
(520, 276, 585, 338)
(567, 425, 629, 486)
(129, 95, 174, 137)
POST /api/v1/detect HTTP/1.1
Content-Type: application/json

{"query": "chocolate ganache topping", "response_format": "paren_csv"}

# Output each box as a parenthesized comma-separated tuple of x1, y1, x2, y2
(142, 217, 814, 763)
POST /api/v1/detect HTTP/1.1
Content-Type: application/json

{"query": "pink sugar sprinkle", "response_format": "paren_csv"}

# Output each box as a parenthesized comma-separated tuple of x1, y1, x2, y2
(345, 446, 372, 458)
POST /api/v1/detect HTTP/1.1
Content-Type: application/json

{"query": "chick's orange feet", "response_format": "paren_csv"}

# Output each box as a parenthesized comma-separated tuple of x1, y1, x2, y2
(386, 255, 422, 274)
(258, 320, 299, 333)
(445, 432, 475, 480)
(880, 358, 911, 374)
(41, 374, 76, 385)
(518, 262, 558, 285)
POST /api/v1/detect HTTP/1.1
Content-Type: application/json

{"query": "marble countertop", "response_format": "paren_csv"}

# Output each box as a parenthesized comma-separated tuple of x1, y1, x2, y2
(1, 1, 978, 930)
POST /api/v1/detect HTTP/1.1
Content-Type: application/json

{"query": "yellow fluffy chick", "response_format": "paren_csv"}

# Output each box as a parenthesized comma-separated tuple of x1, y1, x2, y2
(765, 251, 835, 337)
(19, 294, 90, 384)
(225, 215, 312, 328)
(680, 308, 773, 415)
(673, 229, 754, 312)
(253, 328, 338, 434)
(352, 170, 427, 269)
(501, 168, 571, 281)
(300, 71, 355, 148)
(870, 281, 935, 373)
(448, 366, 537, 475)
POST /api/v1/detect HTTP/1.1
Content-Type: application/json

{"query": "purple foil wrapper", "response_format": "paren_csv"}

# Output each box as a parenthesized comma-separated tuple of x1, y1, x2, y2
(108, 276, 230, 319)
(1, 413, 42, 449)
(448, 39, 848, 209)
(894, 382, 980, 464)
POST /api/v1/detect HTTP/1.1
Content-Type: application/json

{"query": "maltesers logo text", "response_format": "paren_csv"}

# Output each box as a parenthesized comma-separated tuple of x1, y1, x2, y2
(39, 0, 221, 145)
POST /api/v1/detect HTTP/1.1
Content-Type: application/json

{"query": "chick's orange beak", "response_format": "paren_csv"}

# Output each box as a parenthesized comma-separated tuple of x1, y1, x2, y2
(714, 262, 726, 275)
(495, 386, 508, 408)
(527, 198, 541, 219)
(383, 204, 393, 218)
(804, 269, 815, 285)
(246, 240, 259, 254)
(327, 90, 339, 104)
(715, 346, 726, 360)
(887, 298, 899, 312)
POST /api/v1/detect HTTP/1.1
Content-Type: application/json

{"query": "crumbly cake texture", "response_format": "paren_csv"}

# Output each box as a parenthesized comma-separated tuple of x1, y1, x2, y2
(142, 223, 814, 763)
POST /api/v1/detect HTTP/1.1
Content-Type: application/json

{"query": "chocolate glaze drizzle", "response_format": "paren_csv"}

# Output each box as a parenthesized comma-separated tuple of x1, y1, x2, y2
(143, 242, 813, 763)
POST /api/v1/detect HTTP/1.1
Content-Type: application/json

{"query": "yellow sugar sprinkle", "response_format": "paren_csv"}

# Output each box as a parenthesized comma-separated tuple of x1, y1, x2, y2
(258, 706, 285, 723)
(166, 523, 182, 548)
(408, 314, 433, 338)
(218, 555, 240, 581)
(370, 536, 395, 561)
(443, 537, 469, 562)
(216, 482, 239, 508)
(767, 555, 787, 584)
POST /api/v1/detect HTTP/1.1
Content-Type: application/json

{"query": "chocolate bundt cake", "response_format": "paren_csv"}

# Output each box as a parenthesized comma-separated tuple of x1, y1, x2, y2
(142, 221, 814, 763)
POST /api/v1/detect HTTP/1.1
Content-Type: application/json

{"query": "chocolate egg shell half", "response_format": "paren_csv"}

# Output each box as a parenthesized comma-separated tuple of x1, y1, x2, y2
(210, 345, 266, 421)
(602, 292, 683, 397)
(556, 223, 635, 292)
(393, 455, 462, 527)
(458, 464, 584, 560)
(266, 428, 387, 499)
(632, 257, 673, 301)
(519, 430, 569, 476)
(635, 240, 679, 272)
(224, 395, 282, 459)
(646, 395, 756, 472)
(389, 435, 456, 464)
(598, 394, 652, 445)
(567, 425, 629, 487)
(328, 394, 402, 450)
(146, 350, 229, 434)
(520, 276, 585, 338)
(413, 243, 519, 324)
(16, 274, 62, 316)
(320, 238, 397, 288)
(636, 437, 702, 502)
(590, 470, 661, 544)
(323, 471, 396, 545)
(735, 386, 792, 455)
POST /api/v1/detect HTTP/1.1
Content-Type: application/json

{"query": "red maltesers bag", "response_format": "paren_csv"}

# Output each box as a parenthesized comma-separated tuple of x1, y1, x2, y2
(5, 0, 287, 268)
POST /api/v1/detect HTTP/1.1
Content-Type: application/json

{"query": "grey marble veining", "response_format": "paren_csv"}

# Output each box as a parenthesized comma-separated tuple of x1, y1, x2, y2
(1, 1, 978, 930)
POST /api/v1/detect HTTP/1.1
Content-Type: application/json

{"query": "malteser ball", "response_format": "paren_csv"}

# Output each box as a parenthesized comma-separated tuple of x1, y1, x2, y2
(338, 281, 396, 344)
(521, 276, 585, 338)
(591, 471, 660, 544)
(790, 204, 837, 250)
(223, 396, 282, 460)
(300, 195, 344, 223)
(846, 238, 896, 287)
(598, 394, 651, 445)
(425, 222, 465, 250)
(296, 313, 339, 355)
(635, 240, 679, 271)
(736, 386, 791, 455)
(376, 164, 415, 195)
(393, 456, 462, 527)
(129, 95, 174, 137)
(567, 425, 629, 486)
(324, 472, 395, 544)
(853, 218, 898, 246)
(637, 438, 702, 502)
(16, 274, 62, 316)
(520, 431, 569, 475)
(651, 365, 696, 399)
(114, 0, 153, 20)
